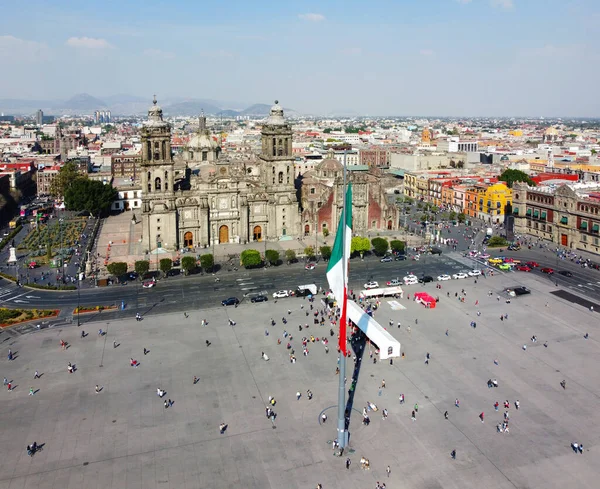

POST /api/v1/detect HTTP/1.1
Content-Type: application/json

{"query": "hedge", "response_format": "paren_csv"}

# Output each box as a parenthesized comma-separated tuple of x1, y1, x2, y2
(0, 225, 23, 252)
(27, 283, 77, 291)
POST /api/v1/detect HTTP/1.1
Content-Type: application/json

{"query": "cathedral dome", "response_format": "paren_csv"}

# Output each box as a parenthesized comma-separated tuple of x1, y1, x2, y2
(145, 95, 169, 128)
(188, 132, 217, 149)
(265, 100, 286, 126)
(317, 149, 343, 173)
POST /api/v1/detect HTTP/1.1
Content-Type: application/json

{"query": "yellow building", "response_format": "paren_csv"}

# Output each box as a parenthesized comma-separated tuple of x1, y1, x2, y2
(477, 183, 512, 224)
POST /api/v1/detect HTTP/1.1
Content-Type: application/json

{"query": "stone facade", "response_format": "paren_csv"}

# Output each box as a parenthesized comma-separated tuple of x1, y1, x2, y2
(140, 99, 300, 252)
(300, 149, 399, 237)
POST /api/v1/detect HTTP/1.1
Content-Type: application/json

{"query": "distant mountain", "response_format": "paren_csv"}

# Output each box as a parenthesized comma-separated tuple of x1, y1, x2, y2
(163, 100, 223, 116)
(61, 93, 108, 111)
(102, 94, 148, 105)
(240, 104, 273, 116)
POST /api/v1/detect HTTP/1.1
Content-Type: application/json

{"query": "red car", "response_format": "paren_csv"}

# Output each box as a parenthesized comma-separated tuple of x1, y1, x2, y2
(526, 261, 539, 268)
(516, 265, 531, 272)
(540, 267, 554, 274)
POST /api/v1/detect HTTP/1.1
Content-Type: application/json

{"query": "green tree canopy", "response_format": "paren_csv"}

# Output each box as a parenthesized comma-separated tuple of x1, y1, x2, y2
(107, 262, 128, 279)
(351, 236, 371, 256)
(265, 249, 280, 266)
(457, 213, 466, 223)
(449, 210, 457, 221)
(304, 246, 315, 259)
(134, 260, 150, 277)
(50, 161, 84, 198)
(487, 236, 508, 247)
(499, 169, 535, 188)
(159, 258, 172, 276)
(371, 237, 389, 256)
(389, 240, 405, 253)
(200, 254, 214, 272)
(64, 179, 117, 217)
(241, 249, 262, 267)
(181, 255, 197, 275)
(319, 245, 332, 260)
(285, 249, 297, 263)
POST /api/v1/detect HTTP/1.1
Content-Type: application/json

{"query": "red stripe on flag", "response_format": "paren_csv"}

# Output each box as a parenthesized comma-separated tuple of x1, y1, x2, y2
(339, 287, 347, 355)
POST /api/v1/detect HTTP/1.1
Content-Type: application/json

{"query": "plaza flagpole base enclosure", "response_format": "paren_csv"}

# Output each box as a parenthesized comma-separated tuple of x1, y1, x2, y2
(347, 300, 401, 360)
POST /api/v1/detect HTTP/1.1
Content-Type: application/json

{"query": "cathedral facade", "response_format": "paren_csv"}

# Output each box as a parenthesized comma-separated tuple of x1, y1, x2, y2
(140, 98, 300, 252)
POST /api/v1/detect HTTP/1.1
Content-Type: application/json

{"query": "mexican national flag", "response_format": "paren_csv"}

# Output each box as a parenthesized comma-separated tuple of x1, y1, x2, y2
(326, 183, 352, 355)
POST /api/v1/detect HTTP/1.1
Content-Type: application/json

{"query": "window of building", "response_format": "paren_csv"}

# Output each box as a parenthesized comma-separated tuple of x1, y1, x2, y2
(155, 177, 161, 190)
(547, 226, 552, 233)
(202, 151, 207, 161)
(278, 172, 283, 184)
(560, 216, 568, 225)
(157, 218, 161, 223)
(310, 187, 315, 194)
(580, 221, 588, 230)
(582, 234, 587, 242)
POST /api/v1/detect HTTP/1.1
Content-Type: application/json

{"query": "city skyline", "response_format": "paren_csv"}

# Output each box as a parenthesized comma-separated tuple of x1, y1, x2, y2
(1, 0, 599, 117)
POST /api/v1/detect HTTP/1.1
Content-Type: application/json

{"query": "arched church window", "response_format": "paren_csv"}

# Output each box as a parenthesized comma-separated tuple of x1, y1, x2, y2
(155, 177, 161, 191)
(147, 172, 152, 193)
(202, 151, 208, 161)
(162, 141, 166, 160)
(272, 138, 276, 157)
(278, 172, 283, 184)
(231, 197, 235, 208)
(287, 175, 290, 184)
(164, 171, 169, 191)
(278, 147, 283, 156)
(147, 144, 151, 161)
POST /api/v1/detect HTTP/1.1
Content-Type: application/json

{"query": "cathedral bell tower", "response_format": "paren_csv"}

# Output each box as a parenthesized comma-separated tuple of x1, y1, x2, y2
(259, 100, 299, 239)
(140, 96, 178, 252)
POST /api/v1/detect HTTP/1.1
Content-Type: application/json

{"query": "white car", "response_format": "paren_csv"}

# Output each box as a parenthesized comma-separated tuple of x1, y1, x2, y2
(437, 274, 451, 281)
(387, 279, 401, 286)
(142, 280, 156, 288)
(468, 269, 482, 277)
(452, 272, 468, 280)
(273, 290, 290, 298)
(403, 276, 419, 285)
(364, 281, 379, 289)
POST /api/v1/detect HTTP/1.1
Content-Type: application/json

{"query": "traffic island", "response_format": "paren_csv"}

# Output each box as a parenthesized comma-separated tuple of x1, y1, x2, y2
(0, 308, 59, 328)
(73, 305, 119, 315)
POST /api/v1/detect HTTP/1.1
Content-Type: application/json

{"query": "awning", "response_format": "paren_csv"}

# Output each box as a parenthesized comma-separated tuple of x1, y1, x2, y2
(560, 216, 568, 224)
(580, 221, 588, 230)
(593, 224, 600, 232)
(541, 211, 547, 219)
(526, 209, 532, 216)
(533, 210, 539, 218)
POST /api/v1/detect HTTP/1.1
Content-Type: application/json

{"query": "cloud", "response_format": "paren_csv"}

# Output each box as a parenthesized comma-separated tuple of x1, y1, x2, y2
(143, 49, 175, 59)
(420, 49, 435, 56)
(66, 37, 113, 49)
(491, 0, 514, 9)
(298, 13, 325, 22)
(0, 35, 50, 61)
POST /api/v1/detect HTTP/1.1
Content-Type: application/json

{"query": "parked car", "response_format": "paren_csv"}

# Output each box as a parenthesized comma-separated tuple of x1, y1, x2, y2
(364, 281, 379, 289)
(386, 279, 402, 286)
(142, 280, 156, 288)
(273, 290, 291, 298)
(507, 244, 521, 251)
(516, 265, 531, 272)
(505, 286, 531, 296)
(222, 297, 240, 306)
(305, 263, 316, 270)
(452, 272, 468, 279)
(488, 258, 503, 265)
(420, 275, 434, 283)
(468, 269, 482, 277)
(429, 247, 443, 255)
(558, 270, 573, 277)
(394, 254, 407, 261)
(497, 263, 512, 270)
(380, 255, 393, 263)
(541, 267, 554, 274)
(251, 295, 268, 303)
(437, 274, 451, 281)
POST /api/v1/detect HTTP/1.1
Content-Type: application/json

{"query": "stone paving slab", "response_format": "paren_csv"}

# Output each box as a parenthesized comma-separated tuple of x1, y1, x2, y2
(0, 271, 599, 488)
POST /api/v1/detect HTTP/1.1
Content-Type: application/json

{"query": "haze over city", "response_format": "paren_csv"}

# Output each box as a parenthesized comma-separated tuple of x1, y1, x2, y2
(1, 0, 599, 117)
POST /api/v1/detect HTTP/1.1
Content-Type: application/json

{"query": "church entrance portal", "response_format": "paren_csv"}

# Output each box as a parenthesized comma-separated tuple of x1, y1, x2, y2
(253, 225, 262, 242)
(387, 220, 393, 230)
(184, 231, 193, 248)
(304, 224, 310, 236)
(219, 225, 229, 244)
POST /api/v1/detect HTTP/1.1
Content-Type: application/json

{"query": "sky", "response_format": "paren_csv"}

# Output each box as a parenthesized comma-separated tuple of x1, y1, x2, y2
(1, 0, 599, 117)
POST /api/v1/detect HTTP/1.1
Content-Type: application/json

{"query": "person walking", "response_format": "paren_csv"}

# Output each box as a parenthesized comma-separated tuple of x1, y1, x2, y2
(386, 465, 391, 477)
(296, 391, 301, 400)
(451, 449, 456, 459)
(95, 384, 100, 393)
(444, 411, 449, 419)
(345, 458, 351, 469)
(381, 379, 386, 389)
(29, 387, 34, 396)
(414, 403, 418, 413)
(34, 371, 39, 379)
(411, 410, 416, 421)
(479, 412, 485, 423)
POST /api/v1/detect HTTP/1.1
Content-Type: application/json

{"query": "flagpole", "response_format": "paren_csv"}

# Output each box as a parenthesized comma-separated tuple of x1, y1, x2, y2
(337, 150, 348, 451)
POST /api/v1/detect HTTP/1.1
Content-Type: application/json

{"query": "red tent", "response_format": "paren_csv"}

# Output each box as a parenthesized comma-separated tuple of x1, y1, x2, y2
(414, 292, 436, 309)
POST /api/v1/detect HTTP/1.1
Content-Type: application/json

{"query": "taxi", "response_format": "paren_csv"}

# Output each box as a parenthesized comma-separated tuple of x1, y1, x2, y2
(488, 257, 503, 265)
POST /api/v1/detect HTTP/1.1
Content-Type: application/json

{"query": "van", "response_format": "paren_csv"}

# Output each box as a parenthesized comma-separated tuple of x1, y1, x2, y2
(403, 276, 419, 285)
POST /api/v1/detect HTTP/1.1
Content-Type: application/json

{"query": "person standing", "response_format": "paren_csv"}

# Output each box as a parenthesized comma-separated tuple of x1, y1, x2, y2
(479, 412, 485, 423)
(34, 371, 40, 379)
(381, 379, 386, 389)
(345, 458, 351, 470)
(29, 387, 34, 396)
(95, 385, 100, 394)
(451, 449, 456, 459)
(386, 465, 391, 477)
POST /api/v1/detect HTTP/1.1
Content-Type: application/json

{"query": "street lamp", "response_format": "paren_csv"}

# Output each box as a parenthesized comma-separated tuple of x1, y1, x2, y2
(77, 272, 81, 326)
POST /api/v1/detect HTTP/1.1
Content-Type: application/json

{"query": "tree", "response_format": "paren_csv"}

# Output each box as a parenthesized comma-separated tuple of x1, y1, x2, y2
(487, 236, 508, 247)
(592, 149, 597, 155)
(107, 262, 128, 280)
(421, 213, 430, 222)
(323, 227, 329, 237)
(323, 128, 332, 134)
(159, 258, 172, 277)
(351, 236, 370, 257)
(304, 246, 315, 259)
(457, 213, 466, 223)
(181, 255, 197, 275)
(134, 260, 150, 278)
(390, 240, 405, 253)
(371, 237, 389, 256)
(449, 210, 457, 221)
(498, 169, 535, 188)
(456, 161, 465, 169)
(64, 179, 117, 217)
(241, 249, 262, 267)
(200, 254, 214, 272)
(49, 161, 83, 198)
(265, 249, 280, 266)
(285, 249, 297, 263)
(319, 245, 332, 260)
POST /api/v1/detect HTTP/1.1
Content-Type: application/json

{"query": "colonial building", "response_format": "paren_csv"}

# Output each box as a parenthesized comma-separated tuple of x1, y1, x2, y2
(513, 181, 600, 254)
(299, 149, 399, 236)
(140, 98, 300, 252)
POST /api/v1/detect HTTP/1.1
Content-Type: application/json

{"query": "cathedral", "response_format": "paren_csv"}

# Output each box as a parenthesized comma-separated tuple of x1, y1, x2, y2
(140, 97, 300, 251)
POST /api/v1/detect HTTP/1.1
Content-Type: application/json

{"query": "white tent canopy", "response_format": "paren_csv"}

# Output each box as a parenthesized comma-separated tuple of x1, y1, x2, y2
(347, 300, 401, 360)
(359, 286, 403, 299)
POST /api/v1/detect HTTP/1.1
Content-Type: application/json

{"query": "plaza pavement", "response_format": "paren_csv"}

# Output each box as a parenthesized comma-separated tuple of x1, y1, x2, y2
(0, 271, 599, 489)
